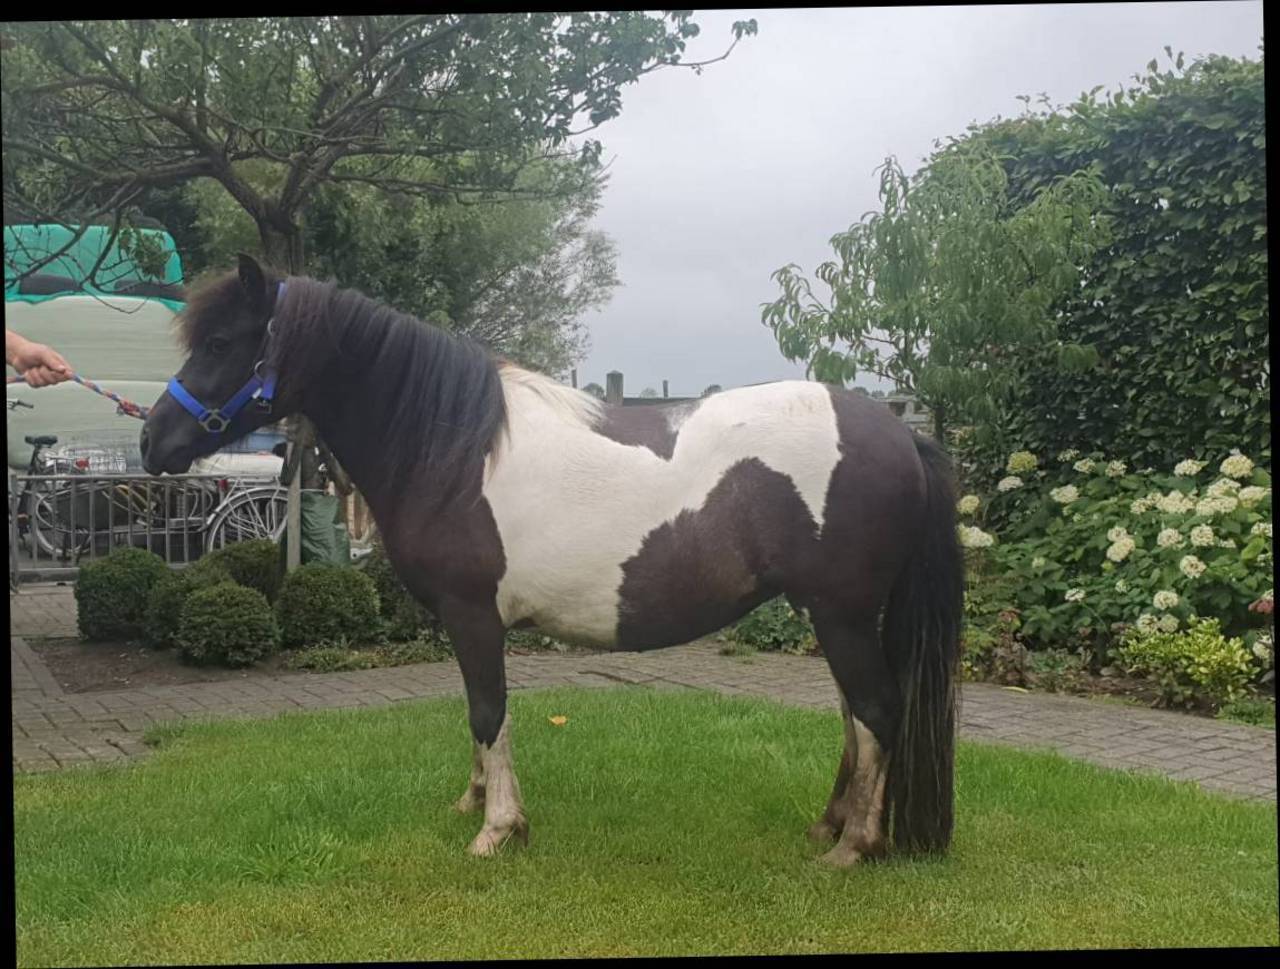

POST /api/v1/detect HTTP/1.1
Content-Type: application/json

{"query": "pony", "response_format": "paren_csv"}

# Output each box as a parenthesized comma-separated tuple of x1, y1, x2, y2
(140, 255, 963, 867)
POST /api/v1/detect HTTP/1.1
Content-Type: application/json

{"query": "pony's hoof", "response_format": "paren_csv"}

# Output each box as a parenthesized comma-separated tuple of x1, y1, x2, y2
(817, 844, 867, 868)
(806, 819, 841, 843)
(466, 818, 529, 857)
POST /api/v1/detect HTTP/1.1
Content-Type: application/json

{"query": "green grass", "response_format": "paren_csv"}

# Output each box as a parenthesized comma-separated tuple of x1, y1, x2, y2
(14, 688, 1278, 963)
(1217, 696, 1277, 729)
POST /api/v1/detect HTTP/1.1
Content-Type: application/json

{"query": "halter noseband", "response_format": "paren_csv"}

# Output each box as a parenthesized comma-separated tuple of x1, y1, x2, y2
(166, 281, 284, 435)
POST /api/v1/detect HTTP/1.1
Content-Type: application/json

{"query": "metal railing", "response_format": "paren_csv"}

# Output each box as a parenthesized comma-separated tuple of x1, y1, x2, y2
(8, 471, 287, 586)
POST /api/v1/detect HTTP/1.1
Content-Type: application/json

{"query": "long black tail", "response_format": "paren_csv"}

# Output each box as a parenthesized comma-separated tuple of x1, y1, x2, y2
(882, 432, 964, 855)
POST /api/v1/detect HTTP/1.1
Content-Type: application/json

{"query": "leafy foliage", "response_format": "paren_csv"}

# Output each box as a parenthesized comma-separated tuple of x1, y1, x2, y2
(75, 547, 170, 641)
(951, 50, 1268, 487)
(1118, 617, 1262, 709)
(143, 559, 233, 650)
(959, 447, 1273, 666)
(762, 147, 1108, 440)
(199, 539, 283, 604)
(720, 597, 817, 655)
(276, 563, 381, 650)
(176, 582, 280, 668)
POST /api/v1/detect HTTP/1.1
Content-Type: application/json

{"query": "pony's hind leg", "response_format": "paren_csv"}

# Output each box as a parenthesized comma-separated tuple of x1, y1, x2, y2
(440, 595, 529, 855)
(810, 609, 901, 867)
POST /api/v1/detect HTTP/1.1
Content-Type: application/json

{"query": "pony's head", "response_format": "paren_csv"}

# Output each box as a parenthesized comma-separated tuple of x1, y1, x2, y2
(141, 254, 289, 474)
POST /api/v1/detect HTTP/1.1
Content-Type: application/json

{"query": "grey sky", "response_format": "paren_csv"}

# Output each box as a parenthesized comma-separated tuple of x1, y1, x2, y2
(575, 3, 1264, 398)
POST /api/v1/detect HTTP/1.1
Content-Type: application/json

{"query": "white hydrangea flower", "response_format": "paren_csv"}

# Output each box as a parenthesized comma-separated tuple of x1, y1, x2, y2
(1220, 451, 1254, 480)
(1156, 528, 1184, 549)
(1130, 497, 1152, 515)
(1073, 459, 1096, 474)
(1064, 588, 1086, 603)
(1253, 633, 1274, 661)
(1057, 449, 1080, 462)
(1238, 486, 1268, 506)
(1179, 555, 1207, 579)
(1174, 459, 1204, 477)
(1006, 450, 1038, 474)
(957, 494, 981, 515)
(1250, 521, 1272, 539)
(1156, 490, 1196, 515)
(1195, 495, 1238, 517)
(1105, 460, 1127, 477)
(1114, 579, 1129, 593)
(1106, 536, 1136, 562)
(1207, 477, 1242, 498)
(1031, 556, 1047, 569)
(1217, 537, 1237, 548)
(1152, 590, 1179, 611)
(1135, 613, 1159, 633)
(957, 525, 996, 549)
(1157, 614, 1179, 633)
(1050, 485, 1080, 505)
(997, 475, 1024, 493)
(1107, 525, 1130, 542)
(1190, 524, 1216, 547)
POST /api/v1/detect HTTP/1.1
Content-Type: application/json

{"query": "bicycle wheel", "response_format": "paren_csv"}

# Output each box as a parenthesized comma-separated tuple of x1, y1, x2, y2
(204, 485, 290, 552)
(29, 486, 95, 560)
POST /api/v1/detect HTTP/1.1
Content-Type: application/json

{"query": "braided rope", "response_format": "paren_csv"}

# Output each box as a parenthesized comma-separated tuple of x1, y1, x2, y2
(6, 373, 151, 420)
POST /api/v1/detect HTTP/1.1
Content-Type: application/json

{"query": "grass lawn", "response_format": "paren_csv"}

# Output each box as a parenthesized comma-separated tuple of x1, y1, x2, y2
(14, 687, 1278, 963)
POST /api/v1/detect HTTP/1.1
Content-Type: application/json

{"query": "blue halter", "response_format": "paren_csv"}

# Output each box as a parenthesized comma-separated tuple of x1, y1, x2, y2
(166, 282, 284, 435)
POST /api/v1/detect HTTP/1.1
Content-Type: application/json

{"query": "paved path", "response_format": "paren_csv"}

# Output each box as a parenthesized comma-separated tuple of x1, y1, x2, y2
(11, 584, 1276, 802)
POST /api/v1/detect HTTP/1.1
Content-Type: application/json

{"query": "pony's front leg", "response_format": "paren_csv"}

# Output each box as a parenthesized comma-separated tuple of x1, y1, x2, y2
(440, 596, 529, 856)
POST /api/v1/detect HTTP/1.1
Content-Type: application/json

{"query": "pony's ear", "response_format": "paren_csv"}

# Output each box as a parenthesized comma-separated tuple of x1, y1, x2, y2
(236, 253, 268, 307)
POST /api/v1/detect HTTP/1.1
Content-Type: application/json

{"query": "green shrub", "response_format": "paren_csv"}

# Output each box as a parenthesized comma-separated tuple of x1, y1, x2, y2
(176, 582, 279, 668)
(75, 547, 170, 641)
(276, 563, 381, 650)
(1216, 697, 1276, 729)
(720, 597, 817, 655)
(282, 635, 454, 673)
(143, 561, 234, 650)
(1117, 617, 1262, 710)
(959, 449, 1273, 662)
(200, 539, 282, 602)
(357, 541, 434, 641)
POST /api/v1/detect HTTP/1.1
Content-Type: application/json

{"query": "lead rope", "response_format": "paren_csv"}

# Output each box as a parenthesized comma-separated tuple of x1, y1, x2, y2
(6, 373, 151, 420)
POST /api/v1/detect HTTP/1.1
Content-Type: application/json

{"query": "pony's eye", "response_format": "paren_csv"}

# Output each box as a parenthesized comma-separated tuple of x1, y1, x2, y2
(207, 336, 231, 356)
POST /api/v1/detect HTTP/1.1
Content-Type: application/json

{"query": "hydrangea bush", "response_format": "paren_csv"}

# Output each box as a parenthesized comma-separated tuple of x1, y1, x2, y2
(958, 448, 1273, 673)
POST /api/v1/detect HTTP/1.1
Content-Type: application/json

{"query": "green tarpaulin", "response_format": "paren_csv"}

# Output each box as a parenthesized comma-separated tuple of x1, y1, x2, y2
(278, 491, 351, 569)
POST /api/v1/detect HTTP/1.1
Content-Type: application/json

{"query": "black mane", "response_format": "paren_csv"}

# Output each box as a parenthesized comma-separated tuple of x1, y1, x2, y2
(180, 271, 508, 502)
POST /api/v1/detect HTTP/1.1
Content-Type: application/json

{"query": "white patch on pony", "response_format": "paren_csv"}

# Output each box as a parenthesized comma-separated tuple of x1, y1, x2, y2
(483, 375, 842, 646)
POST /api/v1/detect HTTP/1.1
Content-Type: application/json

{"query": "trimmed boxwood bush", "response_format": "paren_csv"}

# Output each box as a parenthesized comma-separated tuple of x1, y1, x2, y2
(358, 541, 434, 641)
(176, 581, 279, 668)
(200, 539, 283, 603)
(75, 547, 170, 641)
(276, 562, 381, 650)
(143, 560, 234, 650)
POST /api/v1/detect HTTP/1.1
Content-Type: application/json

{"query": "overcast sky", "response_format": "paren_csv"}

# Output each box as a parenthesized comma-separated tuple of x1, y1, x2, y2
(574, 2, 1264, 398)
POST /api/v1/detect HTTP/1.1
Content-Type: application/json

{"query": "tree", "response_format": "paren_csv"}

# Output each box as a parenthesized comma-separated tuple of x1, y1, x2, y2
(639, 386, 659, 398)
(701, 383, 721, 397)
(581, 382, 605, 399)
(170, 155, 618, 375)
(2, 15, 757, 277)
(761, 147, 1109, 446)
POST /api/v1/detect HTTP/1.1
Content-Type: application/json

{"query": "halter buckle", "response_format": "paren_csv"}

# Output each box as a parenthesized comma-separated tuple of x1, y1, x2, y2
(199, 411, 230, 434)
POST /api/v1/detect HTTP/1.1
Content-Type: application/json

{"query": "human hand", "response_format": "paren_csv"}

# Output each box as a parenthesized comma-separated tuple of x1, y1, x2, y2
(9, 336, 73, 387)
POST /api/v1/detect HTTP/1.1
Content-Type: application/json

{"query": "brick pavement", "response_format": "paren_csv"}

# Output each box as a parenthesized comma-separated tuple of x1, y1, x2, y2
(9, 584, 1276, 801)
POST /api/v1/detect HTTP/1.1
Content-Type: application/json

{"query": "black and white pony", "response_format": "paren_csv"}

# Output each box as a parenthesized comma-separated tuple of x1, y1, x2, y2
(141, 256, 963, 867)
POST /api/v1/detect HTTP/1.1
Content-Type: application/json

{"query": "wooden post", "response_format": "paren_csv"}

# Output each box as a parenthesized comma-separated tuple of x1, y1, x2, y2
(285, 417, 302, 572)
(570, 368, 578, 389)
(662, 379, 669, 399)
(606, 371, 624, 405)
